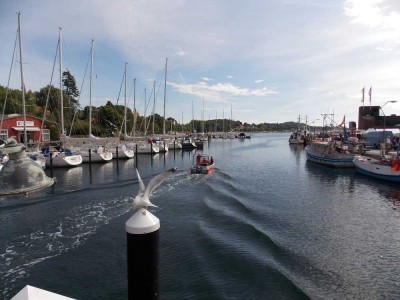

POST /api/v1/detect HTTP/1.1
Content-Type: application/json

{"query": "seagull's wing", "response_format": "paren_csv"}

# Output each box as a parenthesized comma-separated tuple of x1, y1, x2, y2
(135, 168, 146, 195)
(144, 167, 177, 199)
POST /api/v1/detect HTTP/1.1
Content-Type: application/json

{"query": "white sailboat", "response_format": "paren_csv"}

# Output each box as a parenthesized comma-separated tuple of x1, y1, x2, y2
(110, 62, 134, 159)
(64, 39, 113, 163)
(44, 28, 82, 167)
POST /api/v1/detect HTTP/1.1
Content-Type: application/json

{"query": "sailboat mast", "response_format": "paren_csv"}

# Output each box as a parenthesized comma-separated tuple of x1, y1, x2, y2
(89, 39, 94, 137)
(230, 104, 232, 132)
(133, 78, 136, 137)
(17, 12, 27, 146)
(223, 108, 225, 134)
(202, 98, 204, 134)
(215, 111, 217, 132)
(59, 27, 65, 136)
(152, 80, 156, 135)
(144, 88, 147, 137)
(192, 99, 194, 133)
(124, 62, 127, 136)
(163, 58, 167, 135)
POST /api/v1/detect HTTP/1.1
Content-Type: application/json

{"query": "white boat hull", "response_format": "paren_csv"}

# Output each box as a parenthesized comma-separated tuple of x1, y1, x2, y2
(135, 144, 160, 154)
(45, 154, 83, 167)
(81, 151, 113, 162)
(353, 155, 400, 182)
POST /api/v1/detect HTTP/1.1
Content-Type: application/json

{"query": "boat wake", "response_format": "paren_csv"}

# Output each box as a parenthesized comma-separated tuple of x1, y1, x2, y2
(0, 191, 132, 299)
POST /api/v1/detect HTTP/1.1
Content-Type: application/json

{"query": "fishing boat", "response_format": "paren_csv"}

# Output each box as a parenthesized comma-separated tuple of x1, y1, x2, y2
(305, 140, 357, 168)
(353, 154, 400, 182)
(191, 154, 215, 174)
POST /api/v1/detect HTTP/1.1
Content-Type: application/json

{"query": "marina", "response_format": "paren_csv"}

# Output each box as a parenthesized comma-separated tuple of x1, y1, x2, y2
(1, 133, 400, 299)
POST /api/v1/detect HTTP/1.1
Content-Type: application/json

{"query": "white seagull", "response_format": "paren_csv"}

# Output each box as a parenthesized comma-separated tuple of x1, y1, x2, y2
(132, 167, 177, 210)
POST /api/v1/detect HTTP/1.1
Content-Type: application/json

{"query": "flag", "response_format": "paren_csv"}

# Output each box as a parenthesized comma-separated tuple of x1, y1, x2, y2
(368, 86, 372, 103)
(361, 87, 365, 103)
(338, 115, 345, 127)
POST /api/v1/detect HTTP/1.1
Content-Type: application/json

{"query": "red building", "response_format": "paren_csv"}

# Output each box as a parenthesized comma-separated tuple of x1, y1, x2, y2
(0, 114, 51, 144)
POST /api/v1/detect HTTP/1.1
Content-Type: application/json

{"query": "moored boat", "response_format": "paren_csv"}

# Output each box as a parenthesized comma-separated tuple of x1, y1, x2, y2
(81, 145, 113, 163)
(182, 137, 197, 149)
(353, 154, 400, 182)
(305, 140, 356, 168)
(191, 154, 215, 174)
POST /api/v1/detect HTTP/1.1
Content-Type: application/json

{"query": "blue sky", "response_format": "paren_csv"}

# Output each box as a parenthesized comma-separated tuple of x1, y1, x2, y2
(1, 0, 400, 126)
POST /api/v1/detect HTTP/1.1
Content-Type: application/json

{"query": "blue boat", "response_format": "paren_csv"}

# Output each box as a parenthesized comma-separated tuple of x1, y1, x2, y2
(305, 140, 355, 168)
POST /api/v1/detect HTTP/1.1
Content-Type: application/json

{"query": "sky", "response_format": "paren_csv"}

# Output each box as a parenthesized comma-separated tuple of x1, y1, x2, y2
(1, 0, 400, 126)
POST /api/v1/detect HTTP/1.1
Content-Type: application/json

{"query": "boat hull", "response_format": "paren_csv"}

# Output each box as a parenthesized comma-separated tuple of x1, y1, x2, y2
(45, 154, 83, 167)
(353, 155, 400, 182)
(306, 144, 354, 168)
(191, 164, 215, 174)
(81, 151, 113, 163)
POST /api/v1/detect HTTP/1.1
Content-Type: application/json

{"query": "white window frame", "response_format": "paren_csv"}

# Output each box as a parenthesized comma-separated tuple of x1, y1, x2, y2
(42, 129, 50, 142)
(0, 129, 8, 140)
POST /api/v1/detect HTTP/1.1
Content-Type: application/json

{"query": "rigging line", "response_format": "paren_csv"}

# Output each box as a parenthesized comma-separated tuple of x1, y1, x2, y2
(115, 70, 125, 105)
(0, 30, 18, 131)
(38, 37, 59, 146)
(145, 87, 154, 133)
(69, 47, 91, 136)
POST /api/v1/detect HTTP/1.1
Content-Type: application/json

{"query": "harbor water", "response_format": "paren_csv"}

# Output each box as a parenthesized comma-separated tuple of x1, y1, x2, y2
(1, 133, 400, 299)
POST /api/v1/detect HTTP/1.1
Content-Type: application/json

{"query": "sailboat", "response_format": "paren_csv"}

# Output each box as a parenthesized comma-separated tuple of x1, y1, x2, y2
(108, 62, 134, 159)
(42, 28, 82, 167)
(63, 40, 113, 162)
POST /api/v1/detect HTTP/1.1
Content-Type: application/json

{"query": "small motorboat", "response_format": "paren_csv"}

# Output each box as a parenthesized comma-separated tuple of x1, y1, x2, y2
(191, 154, 215, 174)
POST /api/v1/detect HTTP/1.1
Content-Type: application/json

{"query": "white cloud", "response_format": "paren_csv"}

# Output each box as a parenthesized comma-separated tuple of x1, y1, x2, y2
(201, 77, 213, 82)
(254, 79, 264, 83)
(168, 81, 277, 102)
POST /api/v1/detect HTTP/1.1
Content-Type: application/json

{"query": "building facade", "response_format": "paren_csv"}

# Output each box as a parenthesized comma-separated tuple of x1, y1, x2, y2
(358, 106, 400, 130)
(0, 114, 51, 144)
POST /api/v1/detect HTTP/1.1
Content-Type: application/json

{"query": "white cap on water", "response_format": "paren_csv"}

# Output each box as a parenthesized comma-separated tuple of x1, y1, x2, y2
(126, 208, 160, 234)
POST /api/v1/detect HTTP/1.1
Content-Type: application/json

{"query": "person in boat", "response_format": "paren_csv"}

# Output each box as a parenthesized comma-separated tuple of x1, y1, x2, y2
(210, 156, 214, 164)
(201, 158, 208, 165)
(196, 154, 202, 165)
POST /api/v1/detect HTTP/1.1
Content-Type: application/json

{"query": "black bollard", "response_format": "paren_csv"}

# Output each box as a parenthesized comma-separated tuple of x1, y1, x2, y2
(116, 146, 119, 173)
(89, 148, 92, 173)
(126, 209, 160, 300)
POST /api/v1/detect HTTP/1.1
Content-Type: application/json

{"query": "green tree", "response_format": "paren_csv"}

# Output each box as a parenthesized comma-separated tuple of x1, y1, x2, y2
(62, 70, 80, 110)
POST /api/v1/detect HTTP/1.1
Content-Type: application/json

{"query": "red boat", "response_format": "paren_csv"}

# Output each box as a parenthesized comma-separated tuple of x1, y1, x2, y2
(191, 154, 215, 174)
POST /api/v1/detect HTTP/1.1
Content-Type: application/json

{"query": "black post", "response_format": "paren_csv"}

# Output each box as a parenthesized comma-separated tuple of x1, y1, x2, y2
(89, 148, 92, 173)
(126, 209, 160, 300)
(116, 146, 119, 173)
(173, 141, 176, 159)
(50, 152, 53, 178)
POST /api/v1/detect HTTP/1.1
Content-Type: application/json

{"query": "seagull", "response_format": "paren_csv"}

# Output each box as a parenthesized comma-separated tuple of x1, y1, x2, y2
(132, 167, 178, 210)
